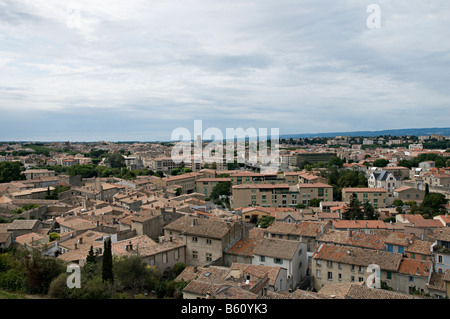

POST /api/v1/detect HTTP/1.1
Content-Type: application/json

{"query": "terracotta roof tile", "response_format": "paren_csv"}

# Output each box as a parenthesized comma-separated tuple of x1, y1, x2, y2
(313, 244, 402, 271)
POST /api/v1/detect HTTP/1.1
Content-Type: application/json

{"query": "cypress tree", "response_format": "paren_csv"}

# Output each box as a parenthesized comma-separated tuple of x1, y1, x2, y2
(102, 237, 114, 283)
(343, 193, 363, 220)
(86, 245, 96, 264)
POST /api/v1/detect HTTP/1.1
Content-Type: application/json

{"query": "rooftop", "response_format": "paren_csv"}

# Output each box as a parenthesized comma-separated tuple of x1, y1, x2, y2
(253, 237, 302, 260)
(164, 215, 233, 239)
(313, 244, 402, 271)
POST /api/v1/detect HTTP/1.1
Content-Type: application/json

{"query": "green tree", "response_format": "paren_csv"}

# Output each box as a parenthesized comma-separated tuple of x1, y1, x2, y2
(256, 215, 275, 228)
(0, 161, 25, 183)
(45, 185, 70, 200)
(373, 159, 390, 167)
(172, 262, 186, 279)
(362, 200, 379, 220)
(343, 193, 364, 220)
(104, 153, 125, 169)
(114, 256, 155, 294)
(102, 237, 114, 283)
(393, 199, 404, 207)
(309, 198, 322, 207)
(24, 249, 66, 295)
(86, 246, 97, 264)
(210, 182, 231, 200)
(420, 192, 447, 217)
(328, 156, 343, 169)
(49, 232, 60, 242)
(153, 171, 164, 178)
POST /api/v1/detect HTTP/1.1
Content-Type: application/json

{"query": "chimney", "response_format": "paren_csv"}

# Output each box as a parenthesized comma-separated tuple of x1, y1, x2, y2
(74, 243, 78, 250)
(347, 228, 352, 238)
(79, 237, 83, 244)
(191, 217, 198, 227)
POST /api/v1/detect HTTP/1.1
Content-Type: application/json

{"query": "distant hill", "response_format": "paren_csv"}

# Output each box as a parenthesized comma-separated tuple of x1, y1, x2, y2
(280, 127, 450, 139)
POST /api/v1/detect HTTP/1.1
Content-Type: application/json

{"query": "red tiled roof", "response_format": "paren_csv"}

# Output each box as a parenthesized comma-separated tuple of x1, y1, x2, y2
(333, 220, 387, 229)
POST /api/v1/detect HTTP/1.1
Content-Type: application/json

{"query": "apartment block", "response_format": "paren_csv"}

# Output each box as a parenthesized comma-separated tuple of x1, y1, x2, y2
(342, 187, 387, 208)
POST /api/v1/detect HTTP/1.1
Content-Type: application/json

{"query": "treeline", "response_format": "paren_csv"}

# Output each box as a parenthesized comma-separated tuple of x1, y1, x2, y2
(0, 245, 189, 299)
(48, 164, 162, 180)
(321, 157, 368, 201)
(398, 153, 450, 169)
(0, 161, 25, 183)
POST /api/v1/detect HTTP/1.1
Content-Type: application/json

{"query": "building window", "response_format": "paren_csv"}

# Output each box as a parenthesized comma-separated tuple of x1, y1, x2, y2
(206, 253, 212, 262)
(409, 276, 414, 282)
(438, 255, 443, 263)
(316, 270, 321, 278)
(259, 256, 265, 262)
(327, 272, 333, 281)
(338, 273, 342, 281)
(192, 251, 198, 260)
(163, 252, 168, 264)
(175, 248, 179, 260)
(327, 261, 333, 268)
(351, 276, 355, 282)
(387, 272, 392, 279)
(274, 258, 283, 264)
(338, 262, 342, 270)
(318, 188, 324, 197)
(192, 236, 198, 243)
(206, 238, 212, 245)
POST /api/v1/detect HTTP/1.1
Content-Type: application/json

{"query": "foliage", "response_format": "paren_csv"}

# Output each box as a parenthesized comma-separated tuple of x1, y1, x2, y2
(256, 215, 275, 228)
(0, 161, 25, 183)
(343, 193, 364, 220)
(362, 200, 379, 220)
(24, 250, 66, 295)
(49, 233, 60, 242)
(372, 159, 390, 167)
(102, 237, 114, 283)
(0, 248, 65, 295)
(210, 181, 231, 200)
(104, 153, 126, 169)
(86, 246, 96, 264)
(113, 256, 156, 293)
(325, 168, 367, 201)
(399, 153, 450, 169)
(393, 199, 404, 207)
(420, 192, 448, 218)
(45, 185, 70, 200)
(172, 262, 186, 279)
(309, 198, 322, 207)
(327, 156, 343, 169)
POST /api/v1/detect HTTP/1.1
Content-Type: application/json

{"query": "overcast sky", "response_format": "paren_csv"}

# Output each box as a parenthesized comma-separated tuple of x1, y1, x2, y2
(0, 0, 449, 141)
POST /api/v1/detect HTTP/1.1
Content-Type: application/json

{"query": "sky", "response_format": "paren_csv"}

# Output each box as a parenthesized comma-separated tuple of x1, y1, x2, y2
(0, 0, 449, 142)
